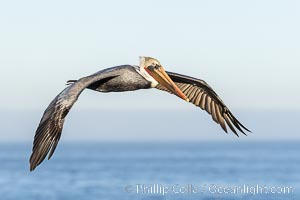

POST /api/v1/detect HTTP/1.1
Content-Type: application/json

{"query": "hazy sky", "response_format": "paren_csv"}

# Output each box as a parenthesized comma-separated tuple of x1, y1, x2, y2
(0, 0, 299, 141)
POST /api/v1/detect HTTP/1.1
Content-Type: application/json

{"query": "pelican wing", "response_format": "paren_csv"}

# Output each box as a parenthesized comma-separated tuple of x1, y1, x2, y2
(30, 74, 119, 171)
(155, 71, 250, 136)
(29, 87, 76, 171)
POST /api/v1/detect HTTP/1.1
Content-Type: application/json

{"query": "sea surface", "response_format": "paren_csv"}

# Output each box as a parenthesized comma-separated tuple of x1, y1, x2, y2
(0, 141, 299, 200)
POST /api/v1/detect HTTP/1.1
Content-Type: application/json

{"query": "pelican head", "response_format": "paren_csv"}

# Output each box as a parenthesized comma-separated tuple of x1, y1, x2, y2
(139, 56, 189, 102)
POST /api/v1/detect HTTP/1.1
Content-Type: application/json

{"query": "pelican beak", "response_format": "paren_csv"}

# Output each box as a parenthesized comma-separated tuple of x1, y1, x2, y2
(145, 66, 189, 102)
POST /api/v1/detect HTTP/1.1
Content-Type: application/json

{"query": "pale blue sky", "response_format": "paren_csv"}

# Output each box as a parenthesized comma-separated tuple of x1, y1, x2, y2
(0, 0, 299, 141)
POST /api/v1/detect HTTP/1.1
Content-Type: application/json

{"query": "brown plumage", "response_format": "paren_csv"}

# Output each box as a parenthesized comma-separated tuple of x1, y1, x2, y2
(156, 71, 250, 136)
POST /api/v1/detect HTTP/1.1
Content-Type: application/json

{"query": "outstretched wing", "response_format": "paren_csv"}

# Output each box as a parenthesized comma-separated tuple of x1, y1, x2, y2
(29, 73, 119, 171)
(155, 71, 250, 136)
(29, 86, 77, 171)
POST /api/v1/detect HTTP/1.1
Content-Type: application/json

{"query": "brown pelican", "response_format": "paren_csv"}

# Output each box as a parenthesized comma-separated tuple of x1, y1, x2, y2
(29, 56, 250, 171)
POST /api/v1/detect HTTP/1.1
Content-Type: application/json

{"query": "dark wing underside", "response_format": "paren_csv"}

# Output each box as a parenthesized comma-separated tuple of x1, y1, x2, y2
(30, 72, 121, 171)
(29, 87, 75, 171)
(155, 71, 250, 136)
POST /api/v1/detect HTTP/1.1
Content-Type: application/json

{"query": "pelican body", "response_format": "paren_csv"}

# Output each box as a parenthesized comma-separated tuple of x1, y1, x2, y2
(83, 65, 151, 92)
(30, 57, 250, 171)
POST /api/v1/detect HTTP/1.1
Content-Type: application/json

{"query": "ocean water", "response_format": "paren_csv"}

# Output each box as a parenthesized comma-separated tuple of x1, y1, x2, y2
(0, 141, 299, 200)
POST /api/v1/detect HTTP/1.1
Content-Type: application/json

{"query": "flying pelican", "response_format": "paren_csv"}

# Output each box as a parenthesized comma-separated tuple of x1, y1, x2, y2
(29, 56, 250, 171)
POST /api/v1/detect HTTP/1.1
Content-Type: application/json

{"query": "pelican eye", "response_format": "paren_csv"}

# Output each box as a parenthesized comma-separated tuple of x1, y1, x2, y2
(154, 64, 161, 69)
(147, 64, 161, 70)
